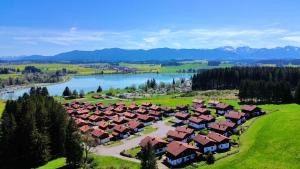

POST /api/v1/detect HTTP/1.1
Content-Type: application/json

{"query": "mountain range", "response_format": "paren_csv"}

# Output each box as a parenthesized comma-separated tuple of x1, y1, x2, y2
(1, 46, 300, 63)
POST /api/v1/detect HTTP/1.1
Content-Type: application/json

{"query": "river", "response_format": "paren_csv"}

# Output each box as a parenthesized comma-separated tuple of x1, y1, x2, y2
(0, 73, 192, 100)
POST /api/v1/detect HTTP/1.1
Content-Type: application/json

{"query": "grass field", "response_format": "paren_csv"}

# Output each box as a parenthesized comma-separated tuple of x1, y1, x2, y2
(200, 103, 300, 169)
(160, 63, 232, 73)
(119, 63, 161, 73)
(37, 158, 66, 169)
(0, 100, 5, 117)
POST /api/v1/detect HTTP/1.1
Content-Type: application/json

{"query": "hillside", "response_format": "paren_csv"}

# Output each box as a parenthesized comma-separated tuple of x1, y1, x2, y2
(2, 46, 300, 63)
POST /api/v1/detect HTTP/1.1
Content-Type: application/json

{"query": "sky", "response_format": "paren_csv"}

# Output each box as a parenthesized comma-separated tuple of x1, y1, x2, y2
(1, 0, 300, 56)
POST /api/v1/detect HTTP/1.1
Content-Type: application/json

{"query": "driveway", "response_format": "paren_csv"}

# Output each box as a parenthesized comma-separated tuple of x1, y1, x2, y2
(92, 119, 174, 165)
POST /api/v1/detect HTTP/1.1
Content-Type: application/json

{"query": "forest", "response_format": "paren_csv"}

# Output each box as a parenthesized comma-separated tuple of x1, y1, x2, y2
(192, 67, 300, 103)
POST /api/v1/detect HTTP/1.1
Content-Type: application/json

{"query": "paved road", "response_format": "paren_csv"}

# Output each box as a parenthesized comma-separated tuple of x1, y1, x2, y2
(92, 119, 174, 166)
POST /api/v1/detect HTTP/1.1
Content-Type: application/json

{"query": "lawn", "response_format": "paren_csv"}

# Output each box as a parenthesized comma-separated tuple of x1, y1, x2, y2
(142, 125, 158, 134)
(160, 62, 232, 73)
(0, 100, 5, 117)
(119, 63, 161, 73)
(201, 103, 300, 169)
(125, 146, 141, 157)
(37, 157, 66, 169)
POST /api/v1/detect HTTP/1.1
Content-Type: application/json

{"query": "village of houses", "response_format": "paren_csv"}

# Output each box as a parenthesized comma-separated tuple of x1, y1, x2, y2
(64, 99, 264, 168)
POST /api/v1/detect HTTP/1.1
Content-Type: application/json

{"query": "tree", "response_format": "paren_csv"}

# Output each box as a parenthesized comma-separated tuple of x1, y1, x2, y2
(96, 85, 102, 93)
(65, 120, 83, 168)
(63, 86, 72, 97)
(41, 87, 49, 96)
(206, 152, 215, 164)
(295, 80, 300, 104)
(72, 90, 79, 99)
(79, 90, 85, 98)
(82, 134, 96, 168)
(140, 142, 158, 169)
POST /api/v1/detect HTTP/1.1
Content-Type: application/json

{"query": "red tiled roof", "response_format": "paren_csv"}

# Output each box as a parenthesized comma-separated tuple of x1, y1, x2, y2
(124, 112, 137, 118)
(91, 128, 108, 138)
(113, 125, 128, 133)
(218, 120, 236, 128)
(175, 112, 189, 119)
(79, 125, 90, 133)
(128, 120, 143, 129)
(198, 115, 215, 121)
(207, 132, 229, 142)
(194, 108, 210, 114)
(189, 116, 205, 123)
(166, 141, 197, 157)
(192, 99, 204, 104)
(225, 111, 245, 119)
(193, 134, 216, 145)
(142, 102, 152, 107)
(89, 115, 100, 121)
(167, 130, 188, 139)
(138, 114, 154, 121)
(216, 103, 231, 109)
(208, 100, 220, 105)
(175, 126, 194, 135)
(97, 121, 109, 129)
(241, 105, 257, 112)
(112, 117, 127, 124)
(208, 123, 229, 131)
(140, 136, 167, 148)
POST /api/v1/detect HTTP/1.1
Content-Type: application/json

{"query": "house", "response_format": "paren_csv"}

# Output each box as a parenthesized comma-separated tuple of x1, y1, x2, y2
(167, 130, 189, 142)
(175, 126, 195, 139)
(142, 102, 152, 107)
(166, 141, 198, 167)
(139, 136, 168, 155)
(198, 115, 215, 124)
(215, 103, 233, 115)
(112, 117, 128, 125)
(128, 103, 138, 110)
(192, 99, 205, 108)
(137, 108, 148, 114)
(112, 125, 130, 139)
(137, 114, 154, 126)
(175, 112, 190, 122)
(224, 111, 246, 125)
(218, 120, 236, 133)
(104, 110, 116, 117)
(88, 115, 101, 123)
(115, 106, 126, 114)
(188, 116, 206, 129)
(176, 105, 189, 111)
(193, 135, 217, 153)
(128, 120, 144, 133)
(208, 122, 231, 136)
(241, 105, 263, 118)
(161, 107, 174, 117)
(124, 112, 137, 120)
(79, 125, 90, 133)
(77, 108, 90, 115)
(75, 118, 88, 126)
(207, 100, 220, 108)
(149, 111, 162, 120)
(207, 132, 230, 151)
(97, 121, 110, 130)
(91, 129, 110, 144)
(150, 105, 161, 111)
(193, 107, 211, 115)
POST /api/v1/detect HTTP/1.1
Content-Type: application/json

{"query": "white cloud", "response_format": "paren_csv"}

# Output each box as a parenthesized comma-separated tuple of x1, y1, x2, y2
(1, 26, 300, 55)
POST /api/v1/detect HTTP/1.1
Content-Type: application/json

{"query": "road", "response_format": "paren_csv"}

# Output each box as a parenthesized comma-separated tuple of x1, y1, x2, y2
(92, 119, 174, 167)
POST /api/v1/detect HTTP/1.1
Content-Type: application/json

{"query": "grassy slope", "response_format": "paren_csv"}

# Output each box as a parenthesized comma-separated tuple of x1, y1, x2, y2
(0, 100, 5, 117)
(37, 158, 66, 169)
(202, 104, 300, 169)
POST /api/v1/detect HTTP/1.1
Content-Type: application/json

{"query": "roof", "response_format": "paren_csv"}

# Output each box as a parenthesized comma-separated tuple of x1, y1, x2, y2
(208, 123, 229, 131)
(216, 103, 231, 109)
(124, 112, 137, 118)
(113, 125, 128, 133)
(241, 105, 259, 112)
(166, 141, 197, 157)
(218, 120, 236, 128)
(112, 117, 127, 123)
(175, 112, 189, 119)
(167, 130, 188, 139)
(225, 111, 245, 119)
(89, 115, 100, 121)
(97, 121, 109, 128)
(189, 116, 205, 123)
(192, 99, 204, 104)
(193, 135, 216, 145)
(79, 125, 90, 132)
(91, 129, 108, 138)
(208, 100, 220, 104)
(128, 120, 143, 129)
(198, 115, 215, 121)
(207, 132, 229, 142)
(194, 108, 210, 114)
(139, 136, 168, 148)
(138, 114, 153, 121)
(175, 126, 194, 134)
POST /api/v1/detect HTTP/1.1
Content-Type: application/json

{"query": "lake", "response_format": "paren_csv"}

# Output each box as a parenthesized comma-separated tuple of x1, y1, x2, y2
(0, 73, 192, 100)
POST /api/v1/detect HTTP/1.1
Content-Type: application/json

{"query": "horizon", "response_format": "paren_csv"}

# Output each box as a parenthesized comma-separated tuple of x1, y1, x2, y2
(1, 0, 300, 56)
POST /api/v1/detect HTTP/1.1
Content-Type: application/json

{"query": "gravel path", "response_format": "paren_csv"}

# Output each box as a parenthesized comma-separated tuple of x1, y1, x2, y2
(92, 119, 174, 165)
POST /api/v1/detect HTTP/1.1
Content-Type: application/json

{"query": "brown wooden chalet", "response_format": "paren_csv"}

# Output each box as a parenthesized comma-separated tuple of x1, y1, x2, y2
(215, 103, 233, 115)
(112, 117, 128, 125)
(127, 120, 144, 133)
(137, 108, 148, 114)
(193, 134, 217, 154)
(175, 126, 195, 139)
(224, 111, 246, 125)
(149, 111, 162, 120)
(208, 122, 231, 136)
(91, 128, 110, 144)
(193, 107, 211, 115)
(139, 136, 168, 155)
(188, 116, 206, 130)
(167, 130, 190, 143)
(207, 132, 230, 151)
(240, 105, 263, 118)
(97, 121, 110, 130)
(166, 141, 198, 167)
(137, 114, 154, 126)
(112, 125, 130, 139)
(124, 112, 137, 120)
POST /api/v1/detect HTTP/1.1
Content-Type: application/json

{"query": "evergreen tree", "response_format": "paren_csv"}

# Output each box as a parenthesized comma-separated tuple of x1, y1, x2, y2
(65, 120, 83, 168)
(96, 85, 102, 93)
(140, 142, 158, 169)
(295, 80, 300, 104)
(206, 152, 215, 164)
(63, 86, 72, 97)
(72, 90, 79, 99)
(79, 90, 85, 98)
(41, 87, 49, 96)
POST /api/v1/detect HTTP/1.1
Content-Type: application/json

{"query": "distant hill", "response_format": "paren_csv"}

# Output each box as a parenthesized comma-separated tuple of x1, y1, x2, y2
(2, 46, 300, 63)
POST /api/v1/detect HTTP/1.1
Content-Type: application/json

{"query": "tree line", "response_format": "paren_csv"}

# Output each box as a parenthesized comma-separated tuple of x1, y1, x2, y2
(0, 87, 83, 168)
(192, 67, 300, 103)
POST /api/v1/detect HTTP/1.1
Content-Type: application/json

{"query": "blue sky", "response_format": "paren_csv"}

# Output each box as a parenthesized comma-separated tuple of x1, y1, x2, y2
(1, 0, 300, 56)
